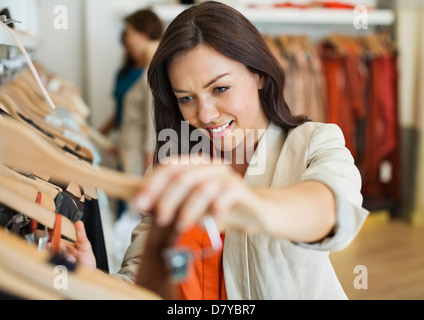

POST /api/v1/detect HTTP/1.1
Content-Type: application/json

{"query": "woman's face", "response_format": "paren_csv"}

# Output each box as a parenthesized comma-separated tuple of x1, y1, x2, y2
(167, 44, 269, 153)
(124, 24, 149, 61)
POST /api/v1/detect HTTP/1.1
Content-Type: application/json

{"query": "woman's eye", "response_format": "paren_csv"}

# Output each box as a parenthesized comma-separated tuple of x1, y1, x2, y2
(178, 96, 193, 105)
(214, 86, 229, 93)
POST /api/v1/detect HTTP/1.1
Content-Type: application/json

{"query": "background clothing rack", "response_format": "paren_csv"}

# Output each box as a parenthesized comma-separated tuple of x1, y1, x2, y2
(0, 15, 111, 274)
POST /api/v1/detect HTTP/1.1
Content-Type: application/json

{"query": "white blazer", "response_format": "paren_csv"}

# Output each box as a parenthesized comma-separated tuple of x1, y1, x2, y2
(117, 121, 369, 300)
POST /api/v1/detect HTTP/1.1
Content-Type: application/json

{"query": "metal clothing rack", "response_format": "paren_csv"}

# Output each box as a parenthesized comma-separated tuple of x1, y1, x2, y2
(0, 14, 55, 109)
(151, 4, 395, 40)
(153, 4, 395, 26)
(0, 14, 37, 85)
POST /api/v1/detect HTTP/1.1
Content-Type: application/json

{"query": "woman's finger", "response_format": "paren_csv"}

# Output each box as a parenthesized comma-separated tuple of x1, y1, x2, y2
(176, 180, 222, 232)
(73, 221, 97, 269)
(137, 160, 234, 226)
(155, 165, 229, 227)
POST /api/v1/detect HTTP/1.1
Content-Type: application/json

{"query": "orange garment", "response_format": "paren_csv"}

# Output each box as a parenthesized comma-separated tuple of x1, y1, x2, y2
(320, 43, 366, 161)
(174, 225, 227, 300)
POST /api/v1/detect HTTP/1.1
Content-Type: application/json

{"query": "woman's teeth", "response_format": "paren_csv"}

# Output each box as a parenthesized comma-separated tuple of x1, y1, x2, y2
(210, 122, 231, 133)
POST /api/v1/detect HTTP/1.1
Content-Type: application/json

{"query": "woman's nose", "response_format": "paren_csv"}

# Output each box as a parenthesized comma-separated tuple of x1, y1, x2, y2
(197, 98, 220, 125)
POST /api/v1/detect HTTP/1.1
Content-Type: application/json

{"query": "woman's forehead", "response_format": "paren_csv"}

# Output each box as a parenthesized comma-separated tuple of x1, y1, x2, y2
(168, 45, 247, 81)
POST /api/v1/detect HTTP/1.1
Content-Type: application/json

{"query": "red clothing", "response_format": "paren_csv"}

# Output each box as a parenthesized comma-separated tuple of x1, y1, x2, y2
(362, 53, 400, 201)
(320, 43, 366, 161)
(174, 226, 227, 300)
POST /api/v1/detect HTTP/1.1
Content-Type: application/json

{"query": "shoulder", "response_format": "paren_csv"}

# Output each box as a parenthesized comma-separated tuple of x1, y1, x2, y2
(286, 122, 346, 153)
(288, 121, 344, 140)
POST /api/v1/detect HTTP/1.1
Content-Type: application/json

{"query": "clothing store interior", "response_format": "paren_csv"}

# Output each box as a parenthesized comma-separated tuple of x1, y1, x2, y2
(0, 0, 424, 301)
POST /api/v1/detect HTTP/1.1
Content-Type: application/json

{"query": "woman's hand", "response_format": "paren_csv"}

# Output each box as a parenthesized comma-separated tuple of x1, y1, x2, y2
(134, 156, 269, 234)
(63, 221, 97, 270)
(134, 156, 337, 243)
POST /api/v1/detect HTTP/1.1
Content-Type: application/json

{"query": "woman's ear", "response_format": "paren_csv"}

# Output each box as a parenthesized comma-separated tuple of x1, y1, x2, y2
(254, 73, 265, 90)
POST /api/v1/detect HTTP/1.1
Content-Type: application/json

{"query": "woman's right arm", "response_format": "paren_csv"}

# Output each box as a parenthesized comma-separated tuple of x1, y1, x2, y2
(114, 214, 152, 282)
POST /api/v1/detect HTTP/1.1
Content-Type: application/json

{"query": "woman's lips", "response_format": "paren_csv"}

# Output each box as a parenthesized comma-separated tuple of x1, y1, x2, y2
(207, 121, 234, 138)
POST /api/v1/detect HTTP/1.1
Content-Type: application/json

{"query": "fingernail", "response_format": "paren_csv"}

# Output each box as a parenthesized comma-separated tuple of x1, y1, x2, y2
(65, 254, 77, 264)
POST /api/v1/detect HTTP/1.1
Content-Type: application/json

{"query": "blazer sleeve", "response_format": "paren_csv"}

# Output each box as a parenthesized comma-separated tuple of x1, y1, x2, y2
(113, 214, 152, 283)
(297, 123, 369, 252)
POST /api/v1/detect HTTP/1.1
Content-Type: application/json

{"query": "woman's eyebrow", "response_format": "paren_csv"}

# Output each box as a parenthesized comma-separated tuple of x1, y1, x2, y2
(172, 73, 230, 93)
(203, 73, 230, 89)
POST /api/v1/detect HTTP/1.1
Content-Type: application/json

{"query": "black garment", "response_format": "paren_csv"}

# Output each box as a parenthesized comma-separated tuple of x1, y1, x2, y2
(55, 191, 84, 223)
(81, 198, 109, 273)
(49, 182, 109, 273)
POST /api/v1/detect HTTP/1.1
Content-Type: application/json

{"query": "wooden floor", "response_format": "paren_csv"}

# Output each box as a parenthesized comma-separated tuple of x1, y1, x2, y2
(330, 213, 424, 300)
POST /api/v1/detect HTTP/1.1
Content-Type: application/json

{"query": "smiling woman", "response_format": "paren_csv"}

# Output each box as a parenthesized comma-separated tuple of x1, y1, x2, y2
(69, 1, 369, 301)
(148, 1, 308, 167)
(168, 44, 268, 164)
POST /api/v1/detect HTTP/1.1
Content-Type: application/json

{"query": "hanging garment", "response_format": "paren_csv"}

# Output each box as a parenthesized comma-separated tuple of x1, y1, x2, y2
(320, 42, 366, 160)
(174, 226, 227, 300)
(362, 51, 401, 211)
(81, 197, 109, 273)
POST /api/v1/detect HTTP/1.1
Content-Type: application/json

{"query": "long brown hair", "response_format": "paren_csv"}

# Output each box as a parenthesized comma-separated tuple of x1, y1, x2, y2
(148, 1, 308, 164)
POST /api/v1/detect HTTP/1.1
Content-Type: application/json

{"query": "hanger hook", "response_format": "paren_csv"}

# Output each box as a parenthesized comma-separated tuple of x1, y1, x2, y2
(0, 15, 21, 25)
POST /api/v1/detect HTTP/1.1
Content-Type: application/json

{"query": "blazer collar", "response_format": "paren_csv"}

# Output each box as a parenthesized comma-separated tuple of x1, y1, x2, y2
(243, 122, 287, 188)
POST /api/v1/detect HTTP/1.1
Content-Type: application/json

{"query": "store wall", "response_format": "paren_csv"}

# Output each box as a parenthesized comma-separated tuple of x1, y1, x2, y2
(84, 0, 176, 129)
(395, 0, 424, 224)
(84, 0, 132, 129)
(37, 0, 85, 99)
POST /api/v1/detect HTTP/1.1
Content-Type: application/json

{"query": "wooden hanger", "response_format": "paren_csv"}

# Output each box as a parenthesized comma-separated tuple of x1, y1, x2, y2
(7, 78, 52, 118)
(29, 64, 90, 119)
(0, 174, 56, 212)
(263, 35, 288, 70)
(0, 228, 161, 300)
(0, 86, 95, 163)
(0, 163, 61, 200)
(0, 102, 95, 200)
(12, 68, 111, 153)
(0, 184, 76, 241)
(16, 65, 111, 151)
(0, 117, 143, 201)
(321, 34, 347, 55)
(14, 69, 91, 136)
(0, 88, 29, 120)
(377, 32, 397, 53)
(0, 262, 63, 300)
(277, 34, 292, 56)
(360, 33, 387, 57)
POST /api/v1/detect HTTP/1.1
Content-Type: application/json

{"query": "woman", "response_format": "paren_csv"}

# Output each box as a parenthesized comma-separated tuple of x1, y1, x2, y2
(100, 9, 162, 221)
(100, 9, 162, 142)
(73, 1, 368, 300)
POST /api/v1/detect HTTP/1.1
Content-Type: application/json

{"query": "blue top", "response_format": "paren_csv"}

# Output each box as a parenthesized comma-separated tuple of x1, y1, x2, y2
(113, 67, 144, 129)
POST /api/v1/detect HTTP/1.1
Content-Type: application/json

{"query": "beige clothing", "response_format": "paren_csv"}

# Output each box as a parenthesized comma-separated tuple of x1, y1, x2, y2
(116, 121, 369, 299)
(118, 72, 155, 177)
